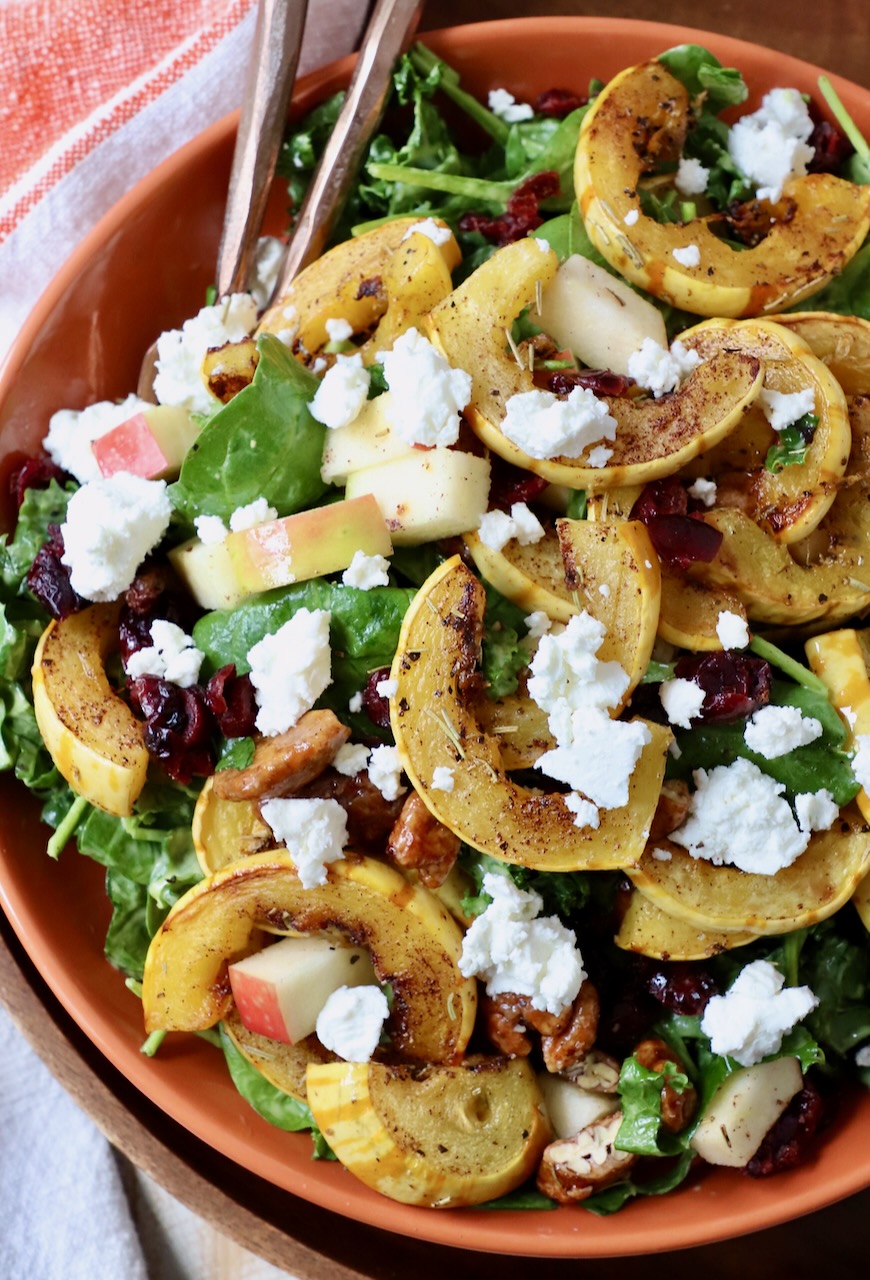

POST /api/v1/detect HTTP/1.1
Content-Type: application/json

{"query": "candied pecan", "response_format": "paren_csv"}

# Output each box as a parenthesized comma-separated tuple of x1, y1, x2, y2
(541, 979, 600, 1074)
(648, 779, 691, 841)
(537, 1110, 637, 1203)
(212, 709, 350, 801)
(564, 1049, 621, 1093)
(386, 792, 460, 888)
(480, 993, 534, 1058)
(633, 1036, 697, 1133)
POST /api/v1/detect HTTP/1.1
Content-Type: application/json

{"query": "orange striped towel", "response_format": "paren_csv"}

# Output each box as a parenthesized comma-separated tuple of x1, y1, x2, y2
(0, 0, 368, 366)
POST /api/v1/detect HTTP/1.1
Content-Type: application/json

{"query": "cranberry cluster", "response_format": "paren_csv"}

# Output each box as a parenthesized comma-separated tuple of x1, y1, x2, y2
(459, 170, 561, 246)
(631, 477, 724, 573)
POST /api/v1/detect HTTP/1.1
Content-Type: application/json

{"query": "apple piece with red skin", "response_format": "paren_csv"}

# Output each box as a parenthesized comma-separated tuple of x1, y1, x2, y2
(228, 934, 377, 1044)
(91, 404, 200, 479)
(225, 493, 392, 593)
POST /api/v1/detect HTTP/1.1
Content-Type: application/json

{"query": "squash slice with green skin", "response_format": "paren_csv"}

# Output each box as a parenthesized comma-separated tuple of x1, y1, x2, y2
(222, 1008, 335, 1103)
(627, 811, 870, 936)
(306, 1058, 551, 1207)
(615, 888, 756, 959)
(574, 60, 870, 318)
(679, 319, 851, 544)
(142, 850, 477, 1064)
(32, 604, 148, 818)
(805, 628, 870, 824)
(425, 238, 762, 490)
(389, 556, 670, 872)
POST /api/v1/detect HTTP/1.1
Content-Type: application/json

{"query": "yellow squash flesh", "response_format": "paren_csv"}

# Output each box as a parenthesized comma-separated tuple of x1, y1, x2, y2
(615, 888, 755, 959)
(32, 604, 148, 817)
(389, 556, 670, 872)
(657, 572, 748, 652)
(142, 850, 477, 1064)
(777, 312, 870, 396)
(306, 1058, 551, 1207)
(192, 776, 272, 874)
(805, 628, 870, 824)
(223, 1008, 335, 1103)
(463, 526, 579, 625)
(627, 812, 870, 935)
(574, 60, 870, 317)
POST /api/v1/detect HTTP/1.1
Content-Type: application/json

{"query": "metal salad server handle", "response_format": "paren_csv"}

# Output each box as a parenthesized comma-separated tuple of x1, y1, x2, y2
(270, 0, 425, 299)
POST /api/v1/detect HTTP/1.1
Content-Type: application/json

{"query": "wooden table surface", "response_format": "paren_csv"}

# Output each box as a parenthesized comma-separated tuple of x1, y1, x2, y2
(2, 1, 869, 1276)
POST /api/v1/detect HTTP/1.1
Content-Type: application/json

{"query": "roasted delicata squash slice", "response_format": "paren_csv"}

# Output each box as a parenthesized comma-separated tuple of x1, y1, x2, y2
(257, 218, 460, 362)
(222, 1008, 336, 1103)
(615, 888, 756, 959)
(463, 526, 579, 625)
(574, 60, 870, 318)
(192, 776, 272, 874)
(142, 850, 477, 1064)
(32, 604, 148, 818)
(474, 685, 555, 771)
(679, 319, 851, 544)
(789, 395, 870, 577)
(853, 872, 870, 933)
(306, 1057, 551, 1207)
(777, 312, 870, 396)
(627, 811, 870, 936)
(389, 556, 670, 872)
(425, 238, 762, 490)
(805, 628, 870, 824)
(658, 573, 748, 652)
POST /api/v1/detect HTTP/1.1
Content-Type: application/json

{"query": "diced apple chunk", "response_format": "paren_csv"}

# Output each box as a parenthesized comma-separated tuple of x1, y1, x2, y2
(345, 448, 491, 545)
(225, 494, 392, 593)
(92, 405, 200, 479)
(690, 1057, 803, 1167)
(320, 391, 417, 485)
(168, 536, 248, 611)
(537, 1073, 618, 1139)
(228, 934, 377, 1044)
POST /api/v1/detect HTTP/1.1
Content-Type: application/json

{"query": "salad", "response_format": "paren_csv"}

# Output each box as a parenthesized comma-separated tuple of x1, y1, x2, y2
(5, 40, 870, 1216)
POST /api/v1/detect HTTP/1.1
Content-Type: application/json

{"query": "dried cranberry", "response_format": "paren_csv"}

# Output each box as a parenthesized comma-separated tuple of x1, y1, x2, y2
(674, 651, 772, 724)
(534, 88, 586, 117)
(745, 1077, 827, 1177)
(487, 456, 549, 511)
(459, 170, 561, 246)
(631, 477, 688, 521)
(118, 567, 198, 665)
(205, 664, 258, 738)
(644, 515, 724, 572)
(128, 675, 216, 782)
(361, 666, 392, 729)
(544, 368, 635, 398)
(9, 456, 70, 510)
(645, 962, 719, 1016)
(807, 118, 854, 173)
(26, 524, 84, 620)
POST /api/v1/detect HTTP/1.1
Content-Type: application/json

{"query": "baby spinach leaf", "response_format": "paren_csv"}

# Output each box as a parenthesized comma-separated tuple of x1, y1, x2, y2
(0, 479, 74, 594)
(658, 45, 748, 112)
(170, 335, 327, 525)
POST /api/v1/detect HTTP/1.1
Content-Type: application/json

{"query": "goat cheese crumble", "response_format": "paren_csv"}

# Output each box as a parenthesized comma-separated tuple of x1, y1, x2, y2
(759, 386, 816, 432)
(229, 497, 278, 531)
(260, 796, 347, 889)
(333, 742, 371, 777)
(194, 514, 230, 545)
(675, 155, 710, 196)
(367, 744, 406, 801)
(716, 610, 750, 650)
(627, 338, 701, 397)
(458, 872, 586, 1015)
(477, 501, 546, 551)
(487, 87, 534, 123)
(687, 477, 717, 507)
(309, 354, 371, 429)
(60, 474, 172, 602)
(379, 327, 471, 447)
(727, 87, 815, 203)
(153, 293, 258, 415)
(246, 608, 332, 736)
(744, 704, 823, 759)
(660, 677, 705, 729)
(341, 550, 391, 590)
(402, 217, 452, 246)
(672, 244, 701, 268)
(45, 394, 153, 484)
(431, 766, 456, 792)
(500, 386, 617, 461)
(325, 317, 354, 344)
(315, 984, 389, 1062)
(700, 959, 818, 1067)
(124, 619, 204, 688)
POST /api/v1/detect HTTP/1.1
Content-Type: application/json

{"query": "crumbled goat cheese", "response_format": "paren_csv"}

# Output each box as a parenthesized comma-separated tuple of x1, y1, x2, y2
(528, 611, 629, 716)
(525, 611, 553, 639)
(687, 477, 717, 507)
(402, 217, 452, 246)
(45, 394, 153, 484)
(672, 757, 811, 874)
(488, 87, 534, 123)
(194, 514, 229, 545)
(627, 338, 701, 398)
(458, 872, 586, 1015)
(333, 742, 370, 777)
(744, 704, 823, 759)
(623, 208, 639, 226)
(246, 609, 332, 736)
(260, 796, 347, 889)
(536, 708, 651, 810)
(309, 353, 370, 429)
(367, 744, 406, 801)
(375, 677, 398, 699)
(564, 793, 600, 830)
(585, 444, 613, 469)
(852, 735, 870, 790)
(379, 327, 471, 447)
(727, 87, 815, 203)
(229, 497, 278, 532)
(759, 386, 816, 432)
(315, 985, 389, 1062)
(61, 474, 172, 602)
(124, 619, 204, 688)
(716, 609, 750, 650)
(325, 317, 354, 344)
(660, 677, 705, 730)
(535, 238, 551, 254)
(341, 550, 391, 590)
(672, 244, 701, 268)
(651, 847, 673, 862)
(431, 766, 456, 792)
(855, 1045, 870, 1068)
(795, 788, 839, 834)
(477, 501, 546, 551)
(700, 958, 818, 1067)
(348, 691, 364, 713)
(154, 293, 258, 415)
(500, 386, 617, 461)
(674, 155, 710, 196)
(248, 236, 284, 310)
